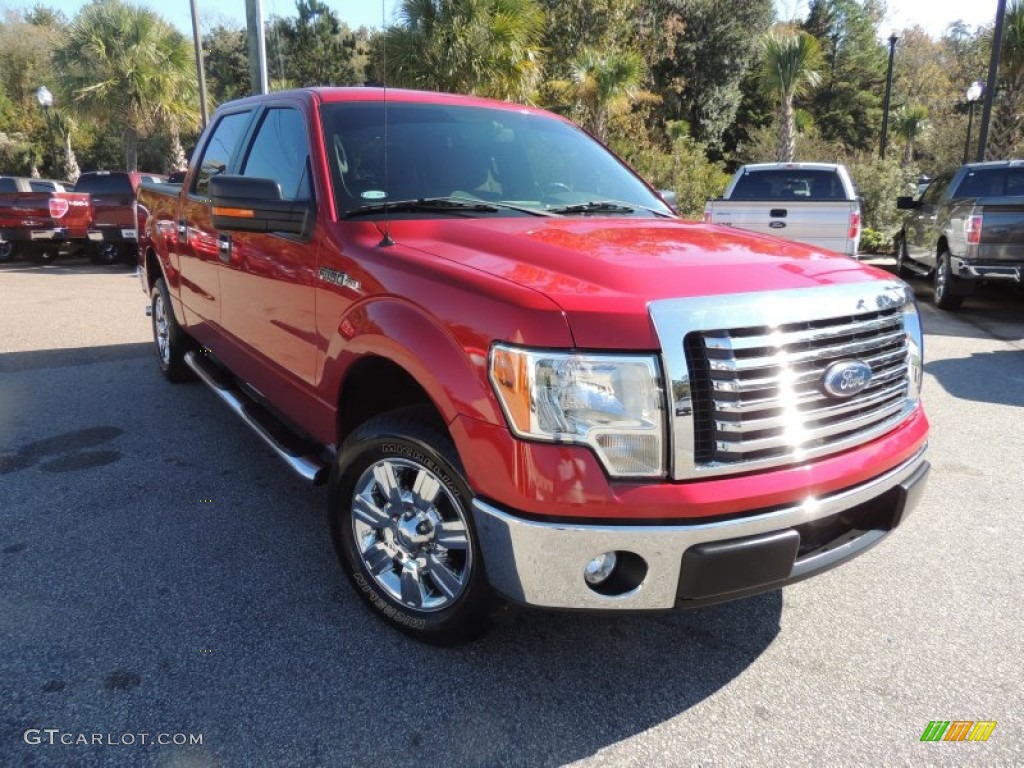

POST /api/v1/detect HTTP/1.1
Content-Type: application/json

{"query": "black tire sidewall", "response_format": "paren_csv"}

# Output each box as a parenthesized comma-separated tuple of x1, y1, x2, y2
(151, 277, 193, 381)
(329, 419, 491, 643)
(0, 242, 14, 263)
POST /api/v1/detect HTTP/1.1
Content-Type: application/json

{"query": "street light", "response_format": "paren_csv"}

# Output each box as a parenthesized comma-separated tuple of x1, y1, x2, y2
(880, 34, 898, 159)
(964, 81, 984, 164)
(35, 86, 58, 177)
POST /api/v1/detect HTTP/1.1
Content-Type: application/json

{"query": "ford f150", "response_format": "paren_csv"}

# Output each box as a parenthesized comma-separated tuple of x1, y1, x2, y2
(138, 88, 929, 644)
(704, 162, 862, 257)
(0, 176, 91, 263)
(896, 160, 1024, 309)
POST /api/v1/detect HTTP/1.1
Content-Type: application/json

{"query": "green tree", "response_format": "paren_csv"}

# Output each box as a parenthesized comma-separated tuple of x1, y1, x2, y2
(548, 48, 650, 142)
(988, 0, 1024, 158)
(760, 27, 823, 161)
(537, 0, 642, 80)
(276, 0, 358, 87)
(802, 0, 887, 152)
(890, 105, 929, 165)
(54, 0, 198, 171)
(203, 25, 251, 104)
(384, 0, 545, 101)
(653, 0, 775, 154)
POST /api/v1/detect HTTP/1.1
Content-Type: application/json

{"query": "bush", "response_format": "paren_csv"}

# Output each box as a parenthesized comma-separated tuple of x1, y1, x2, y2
(845, 155, 919, 235)
(858, 227, 892, 254)
(619, 135, 731, 219)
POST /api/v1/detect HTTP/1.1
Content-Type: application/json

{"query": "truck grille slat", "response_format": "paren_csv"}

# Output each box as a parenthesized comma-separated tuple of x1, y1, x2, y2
(707, 329, 906, 373)
(714, 381, 908, 432)
(691, 305, 911, 466)
(702, 314, 904, 352)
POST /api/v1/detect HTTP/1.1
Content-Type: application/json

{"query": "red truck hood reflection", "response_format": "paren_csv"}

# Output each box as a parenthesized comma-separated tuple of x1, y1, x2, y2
(395, 217, 888, 349)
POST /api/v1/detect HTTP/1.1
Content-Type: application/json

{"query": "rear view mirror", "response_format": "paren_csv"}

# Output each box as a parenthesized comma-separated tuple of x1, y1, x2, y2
(659, 189, 678, 212)
(209, 175, 310, 236)
(896, 196, 918, 210)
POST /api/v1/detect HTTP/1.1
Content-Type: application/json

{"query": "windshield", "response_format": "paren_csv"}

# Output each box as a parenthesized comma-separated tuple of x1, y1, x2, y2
(321, 101, 672, 219)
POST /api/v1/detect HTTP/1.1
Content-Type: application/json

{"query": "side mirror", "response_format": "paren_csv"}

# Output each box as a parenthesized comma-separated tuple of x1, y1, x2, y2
(659, 189, 678, 212)
(896, 196, 918, 210)
(209, 175, 310, 236)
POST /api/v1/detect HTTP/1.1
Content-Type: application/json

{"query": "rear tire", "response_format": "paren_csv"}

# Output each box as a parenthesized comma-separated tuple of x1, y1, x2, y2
(933, 249, 967, 311)
(89, 242, 120, 265)
(0, 241, 15, 263)
(328, 408, 493, 645)
(25, 245, 58, 264)
(150, 276, 195, 382)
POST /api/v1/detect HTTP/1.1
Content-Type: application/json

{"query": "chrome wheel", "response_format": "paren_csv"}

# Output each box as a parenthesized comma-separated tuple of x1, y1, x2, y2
(153, 293, 171, 365)
(351, 457, 472, 612)
(934, 253, 947, 301)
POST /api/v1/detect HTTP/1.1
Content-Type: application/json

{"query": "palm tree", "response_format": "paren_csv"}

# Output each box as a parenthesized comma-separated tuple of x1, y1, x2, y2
(548, 47, 649, 142)
(759, 28, 823, 162)
(54, 1, 198, 171)
(891, 105, 928, 166)
(988, 0, 1024, 159)
(51, 110, 81, 184)
(385, 0, 545, 101)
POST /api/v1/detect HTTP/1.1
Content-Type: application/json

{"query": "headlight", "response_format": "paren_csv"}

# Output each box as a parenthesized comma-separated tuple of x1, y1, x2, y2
(489, 344, 666, 477)
(902, 287, 924, 405)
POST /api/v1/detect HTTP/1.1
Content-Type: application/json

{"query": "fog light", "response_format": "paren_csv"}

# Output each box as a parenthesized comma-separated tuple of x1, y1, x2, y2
(584, 552, 618, 585)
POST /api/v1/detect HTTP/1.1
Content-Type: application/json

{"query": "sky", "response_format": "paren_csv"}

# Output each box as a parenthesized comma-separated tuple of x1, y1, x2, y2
(0, 0, 1002, 41)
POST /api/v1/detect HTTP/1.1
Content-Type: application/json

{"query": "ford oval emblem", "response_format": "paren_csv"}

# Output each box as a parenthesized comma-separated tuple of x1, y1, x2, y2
(822, 360, 872, 398)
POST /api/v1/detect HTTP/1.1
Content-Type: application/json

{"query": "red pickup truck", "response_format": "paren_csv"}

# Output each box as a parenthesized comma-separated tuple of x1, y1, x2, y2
(0, 176, 91, 263)
(138, 88, 930, 644)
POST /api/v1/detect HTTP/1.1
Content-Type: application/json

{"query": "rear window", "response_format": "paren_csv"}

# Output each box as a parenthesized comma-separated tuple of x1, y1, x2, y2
(0, 177, 17, 193)
(75, 174, 134, 195)
(730, 169, 850, 201)
(953, 167, 1024, 198)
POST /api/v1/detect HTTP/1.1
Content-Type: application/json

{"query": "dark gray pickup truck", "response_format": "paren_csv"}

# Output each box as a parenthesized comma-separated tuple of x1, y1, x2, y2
(896, 160, 1024, 310)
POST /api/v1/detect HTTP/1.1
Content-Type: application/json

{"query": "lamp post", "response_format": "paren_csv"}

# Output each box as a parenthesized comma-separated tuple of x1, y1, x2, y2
(35, 86, 58, 177)
(964, 81, 984, 164)
(880, 34, 898, 159)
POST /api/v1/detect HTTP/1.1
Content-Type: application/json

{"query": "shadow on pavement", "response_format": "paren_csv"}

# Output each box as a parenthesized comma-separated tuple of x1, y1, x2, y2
(0, 343, 151, 374)
(925, 349, 1024, 407)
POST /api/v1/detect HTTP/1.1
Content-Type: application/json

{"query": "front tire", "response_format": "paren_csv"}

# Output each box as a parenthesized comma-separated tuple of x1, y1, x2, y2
(895, 232, 913, 278)
(150, 276, 195, 382)
(329, 409, 493, 645)
(933, 249, 967, 310)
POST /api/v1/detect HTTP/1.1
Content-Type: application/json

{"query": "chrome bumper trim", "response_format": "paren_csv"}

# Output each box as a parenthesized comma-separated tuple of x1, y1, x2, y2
(952, 257, 1022, 282)
(472, 445, 928, 610)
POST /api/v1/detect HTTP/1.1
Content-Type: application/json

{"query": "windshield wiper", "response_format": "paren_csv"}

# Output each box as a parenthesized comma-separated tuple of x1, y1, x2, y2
(344, 196, 555, 218)
(548, 200, 674, 218)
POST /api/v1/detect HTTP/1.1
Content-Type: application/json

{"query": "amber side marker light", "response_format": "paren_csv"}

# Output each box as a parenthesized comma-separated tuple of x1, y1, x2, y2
(212, 207, 255, 218)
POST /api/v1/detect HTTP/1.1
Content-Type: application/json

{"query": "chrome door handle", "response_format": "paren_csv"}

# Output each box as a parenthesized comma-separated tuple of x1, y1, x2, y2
(218, 235, 231, 262)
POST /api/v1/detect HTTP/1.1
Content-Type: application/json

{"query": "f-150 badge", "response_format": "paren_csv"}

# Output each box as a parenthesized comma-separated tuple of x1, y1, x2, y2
(318, 267, 361, 292)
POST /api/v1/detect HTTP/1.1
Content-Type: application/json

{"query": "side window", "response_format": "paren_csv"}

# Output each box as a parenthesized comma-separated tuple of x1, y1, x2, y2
(921, 174, 950, 205)
(192, 111, 251, 196)
(241, 108, 311, 201)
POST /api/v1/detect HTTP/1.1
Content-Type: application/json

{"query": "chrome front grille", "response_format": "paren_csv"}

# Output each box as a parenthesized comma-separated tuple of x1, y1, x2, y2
(690, 307, 909, 465)
(649, 280, 922, 480)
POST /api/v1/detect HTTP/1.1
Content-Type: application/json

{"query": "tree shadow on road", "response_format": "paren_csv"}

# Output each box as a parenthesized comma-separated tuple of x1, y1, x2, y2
(925, 350, 1024, 408)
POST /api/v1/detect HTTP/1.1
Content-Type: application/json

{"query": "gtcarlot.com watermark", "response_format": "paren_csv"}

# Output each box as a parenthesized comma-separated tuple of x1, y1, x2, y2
(24, 729, 203, 747)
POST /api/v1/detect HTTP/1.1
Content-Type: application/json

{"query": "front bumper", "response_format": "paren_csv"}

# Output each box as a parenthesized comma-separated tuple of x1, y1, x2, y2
(472, 445, 929, 610)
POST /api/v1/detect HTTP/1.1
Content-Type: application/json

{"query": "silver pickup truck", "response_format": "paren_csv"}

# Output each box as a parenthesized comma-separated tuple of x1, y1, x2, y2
(896, 160, 1024, 310)
(704, 163, 861, 257)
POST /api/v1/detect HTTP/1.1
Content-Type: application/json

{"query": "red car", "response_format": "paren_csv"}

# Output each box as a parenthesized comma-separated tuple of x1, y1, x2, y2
(138, 88, 930, 644)
(75, 171, 165, 264)
(0, 176, 91, 263)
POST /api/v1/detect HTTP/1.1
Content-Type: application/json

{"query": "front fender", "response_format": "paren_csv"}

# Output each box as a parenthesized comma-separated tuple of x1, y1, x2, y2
(322, 296, 516, 429)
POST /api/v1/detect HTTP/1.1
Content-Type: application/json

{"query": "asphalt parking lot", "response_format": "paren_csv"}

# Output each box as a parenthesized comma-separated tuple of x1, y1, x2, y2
(1, 257, 1022, 767)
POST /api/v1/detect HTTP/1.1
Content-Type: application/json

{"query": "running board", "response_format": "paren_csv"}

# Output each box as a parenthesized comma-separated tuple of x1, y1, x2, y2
(184, 350, 330, 484)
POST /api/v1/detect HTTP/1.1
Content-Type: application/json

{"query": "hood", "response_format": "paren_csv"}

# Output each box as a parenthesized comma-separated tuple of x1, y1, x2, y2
(391, 216, 888, 349)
